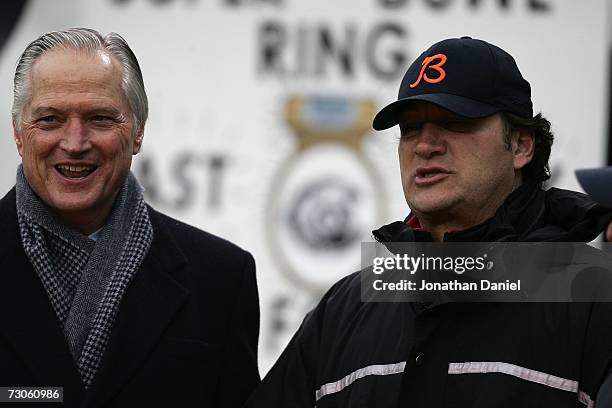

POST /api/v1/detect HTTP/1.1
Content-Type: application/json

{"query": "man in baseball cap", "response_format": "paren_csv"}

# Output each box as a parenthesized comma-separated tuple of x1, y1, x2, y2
(576, 166, 612, 241)
(246, 37, 612, 407)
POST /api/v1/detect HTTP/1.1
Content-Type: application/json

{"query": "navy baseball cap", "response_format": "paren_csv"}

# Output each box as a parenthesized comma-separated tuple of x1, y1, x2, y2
(373, 36, 533, 131)
(576, 167, 612, 208)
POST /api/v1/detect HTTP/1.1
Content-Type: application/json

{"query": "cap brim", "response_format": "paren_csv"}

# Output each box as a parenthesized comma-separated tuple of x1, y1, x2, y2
(575, 167, 612, 208)
(372, 94, 500, 131)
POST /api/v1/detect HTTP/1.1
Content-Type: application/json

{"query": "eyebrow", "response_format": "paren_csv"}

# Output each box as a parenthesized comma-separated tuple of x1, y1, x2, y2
(85, 107, 123, 117)
(31, 106, 123, 117)
(31, 106, 63, 117)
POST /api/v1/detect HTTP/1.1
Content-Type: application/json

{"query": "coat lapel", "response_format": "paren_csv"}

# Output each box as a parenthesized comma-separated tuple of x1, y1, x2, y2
(84, 208, 189, 408)
(0, 188, 84, 396)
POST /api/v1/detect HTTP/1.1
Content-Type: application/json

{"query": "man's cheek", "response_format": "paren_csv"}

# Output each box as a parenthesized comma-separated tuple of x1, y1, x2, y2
(606, 222, 612, 242)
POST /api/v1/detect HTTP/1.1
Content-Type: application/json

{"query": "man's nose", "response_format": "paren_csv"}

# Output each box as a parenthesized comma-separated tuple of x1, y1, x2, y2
(413, 123, 447, 159)
(59, 118, 91, 154)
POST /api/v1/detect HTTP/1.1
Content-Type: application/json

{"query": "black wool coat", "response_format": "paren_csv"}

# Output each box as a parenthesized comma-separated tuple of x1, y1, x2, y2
(0, 187, 260, 408)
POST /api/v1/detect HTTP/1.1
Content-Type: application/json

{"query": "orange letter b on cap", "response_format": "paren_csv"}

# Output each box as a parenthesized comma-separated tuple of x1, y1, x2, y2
(409, 53, 447, 89)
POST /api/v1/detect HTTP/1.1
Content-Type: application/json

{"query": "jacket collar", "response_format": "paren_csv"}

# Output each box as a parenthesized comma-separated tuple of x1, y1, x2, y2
(372, 183, 612, 315)
(373, 182, 612, 244)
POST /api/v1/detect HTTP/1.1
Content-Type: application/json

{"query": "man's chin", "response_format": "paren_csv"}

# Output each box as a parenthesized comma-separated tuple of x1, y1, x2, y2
(407, 193, 457, 216)
(44, 194, 101, 215)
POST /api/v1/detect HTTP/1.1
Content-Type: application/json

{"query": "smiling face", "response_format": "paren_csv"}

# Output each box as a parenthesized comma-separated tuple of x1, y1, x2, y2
(397, 102, 531, 236)
(13, 48, 143, 234)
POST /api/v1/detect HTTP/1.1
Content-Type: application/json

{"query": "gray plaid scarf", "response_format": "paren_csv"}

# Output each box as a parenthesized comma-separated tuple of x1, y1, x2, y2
(16, 165, 153, 388)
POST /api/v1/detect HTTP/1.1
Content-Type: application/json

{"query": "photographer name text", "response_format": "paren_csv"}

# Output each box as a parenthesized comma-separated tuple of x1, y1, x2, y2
(373, 279, 521, 292)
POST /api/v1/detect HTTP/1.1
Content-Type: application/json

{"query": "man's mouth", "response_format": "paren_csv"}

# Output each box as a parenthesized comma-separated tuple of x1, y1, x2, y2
(414, 167, 451, 186)
(55, 164, 98, 179)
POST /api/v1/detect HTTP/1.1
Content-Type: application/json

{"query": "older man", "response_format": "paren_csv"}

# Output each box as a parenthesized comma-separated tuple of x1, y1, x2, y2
(246, 37, 612, 407)
(0, 28, 259, 407)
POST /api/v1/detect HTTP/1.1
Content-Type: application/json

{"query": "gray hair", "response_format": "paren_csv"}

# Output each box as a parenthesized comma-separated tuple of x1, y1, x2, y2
(12, 27, 148, 136)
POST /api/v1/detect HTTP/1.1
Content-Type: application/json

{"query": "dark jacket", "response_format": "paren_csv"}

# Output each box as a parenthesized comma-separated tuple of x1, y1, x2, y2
(0, 187, 260, 407)
(245, 183, 612, 408)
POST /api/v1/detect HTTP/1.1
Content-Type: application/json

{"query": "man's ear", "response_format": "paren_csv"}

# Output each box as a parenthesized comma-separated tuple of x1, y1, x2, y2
(512, 129, 535, 170)
(12, 117, 23, 157)
(132, 126, 144, 155)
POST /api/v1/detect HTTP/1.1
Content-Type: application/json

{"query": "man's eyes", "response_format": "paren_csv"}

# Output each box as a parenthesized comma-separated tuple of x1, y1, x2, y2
(35, 116, 62, 129)
(37, 115, 60, 123)
(34, 115, 118, 128)
(440, 120, 473, 132)
(400, 120, 475, 136)
(90, 115, 115, 124)
(401, 125, 421, 137)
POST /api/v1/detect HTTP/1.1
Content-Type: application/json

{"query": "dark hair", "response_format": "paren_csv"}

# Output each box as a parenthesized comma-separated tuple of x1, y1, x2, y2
(501, 112, 554, 185)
